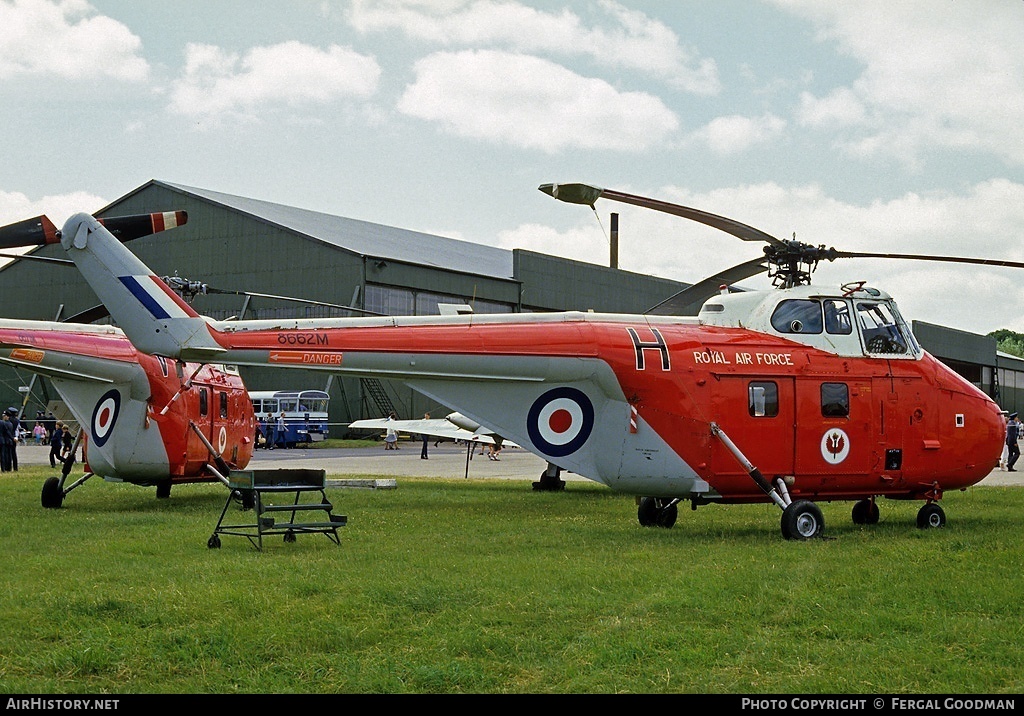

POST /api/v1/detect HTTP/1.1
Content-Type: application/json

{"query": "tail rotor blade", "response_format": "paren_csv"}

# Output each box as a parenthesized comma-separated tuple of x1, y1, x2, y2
(0, 215, 59, 248)
(0, 210, 187, 250)
(97, 210, 188, 241)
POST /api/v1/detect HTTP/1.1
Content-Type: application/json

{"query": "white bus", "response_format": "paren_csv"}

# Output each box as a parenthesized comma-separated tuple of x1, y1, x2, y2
(249, 389, 330, 448)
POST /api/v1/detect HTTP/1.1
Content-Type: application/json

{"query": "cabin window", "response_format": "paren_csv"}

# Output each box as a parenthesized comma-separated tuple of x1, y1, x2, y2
(857, 301, 909, 355)
(199, 387, 208, 417)
(770, 300, 823, 334)
(219, 391, 228, 419)
(821, 382, 850, 417)
(824, 299, 853, 335)
(749, 381, 779, 417)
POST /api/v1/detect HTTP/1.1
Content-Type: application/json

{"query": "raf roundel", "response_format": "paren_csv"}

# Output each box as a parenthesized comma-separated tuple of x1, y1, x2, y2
(526, 387, 595, 458)
(90, 389, 121, 448)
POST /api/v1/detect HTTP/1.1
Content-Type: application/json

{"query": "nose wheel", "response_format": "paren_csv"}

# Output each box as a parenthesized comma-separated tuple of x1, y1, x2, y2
(781, 499, 824, 540)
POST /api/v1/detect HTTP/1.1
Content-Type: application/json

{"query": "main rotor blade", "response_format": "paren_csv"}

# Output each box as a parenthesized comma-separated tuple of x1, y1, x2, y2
(0, 251, 73, 266)
(829, 250, 1024, 270)
(540, 183, 784, 246)
(0, 210, 187, 249)
(204, 287, 386, 316)
(63, 304, 111, 324)
(645, 257, 770, 316)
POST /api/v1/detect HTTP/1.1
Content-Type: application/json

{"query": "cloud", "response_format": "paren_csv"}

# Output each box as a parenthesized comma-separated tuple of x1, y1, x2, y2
(397, 49, 678, 151)
(347, 0, 719, 93)
(774, 0, 1024, 165)
(0, 0, 148, 80)
(168, 41, 381, 121)
(689, 114, 787, 155)
(510, 179, 1024, 333)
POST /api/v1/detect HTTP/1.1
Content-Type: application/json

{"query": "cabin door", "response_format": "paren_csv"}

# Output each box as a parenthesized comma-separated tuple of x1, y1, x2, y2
(710, 376, 796, 479)
(794, 378, 876, 479)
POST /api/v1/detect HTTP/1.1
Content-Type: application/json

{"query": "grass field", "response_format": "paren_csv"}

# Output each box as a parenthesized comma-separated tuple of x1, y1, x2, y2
(1, 464, 1022, 694)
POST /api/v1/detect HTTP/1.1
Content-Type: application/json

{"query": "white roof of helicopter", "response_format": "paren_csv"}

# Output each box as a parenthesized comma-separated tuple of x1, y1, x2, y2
(696, 282, 915, 359)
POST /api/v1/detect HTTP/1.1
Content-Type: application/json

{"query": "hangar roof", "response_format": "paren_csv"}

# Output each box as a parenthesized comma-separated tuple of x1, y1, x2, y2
(159, 181, 515, 280)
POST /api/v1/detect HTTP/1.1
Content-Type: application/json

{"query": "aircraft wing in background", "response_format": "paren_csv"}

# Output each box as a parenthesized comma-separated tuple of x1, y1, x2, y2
(347, 412, 518, 447)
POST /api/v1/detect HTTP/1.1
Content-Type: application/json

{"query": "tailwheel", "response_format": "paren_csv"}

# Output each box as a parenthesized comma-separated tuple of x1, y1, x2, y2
(41, 477, 64, 509)
(781, 499, 824, 540)
(916, 502, 946, 529)
(207, 534, 221, 549)
(851, 498, 880, 525)
(637, 497, 678, 528)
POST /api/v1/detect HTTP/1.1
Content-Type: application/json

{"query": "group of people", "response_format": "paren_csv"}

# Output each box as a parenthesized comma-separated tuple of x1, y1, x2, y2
(255, 412, 289, 450)
(383, 411, 505, 461)
(0, 409, 75, 472)
(1003, 411, 1022, 472)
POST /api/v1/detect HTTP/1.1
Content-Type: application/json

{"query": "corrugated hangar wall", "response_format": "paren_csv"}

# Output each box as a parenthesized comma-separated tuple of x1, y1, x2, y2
(0, 180, 697, 430)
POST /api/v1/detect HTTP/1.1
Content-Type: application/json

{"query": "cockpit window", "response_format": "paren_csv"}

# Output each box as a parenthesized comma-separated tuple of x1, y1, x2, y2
(770, 300, 823, 334)
(857, 301, 909, 355)
(823, 299, 853, 335)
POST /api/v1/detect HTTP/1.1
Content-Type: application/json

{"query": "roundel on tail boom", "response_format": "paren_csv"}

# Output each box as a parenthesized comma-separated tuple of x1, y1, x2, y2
(90, 389, 121, 448)
(526, 387, 595, 458)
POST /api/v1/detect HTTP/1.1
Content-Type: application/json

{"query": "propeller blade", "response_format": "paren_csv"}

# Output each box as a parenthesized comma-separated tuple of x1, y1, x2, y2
(0, 215, 59, 248)
(646, 257, 770, 315)
(540, 183, 784, 246)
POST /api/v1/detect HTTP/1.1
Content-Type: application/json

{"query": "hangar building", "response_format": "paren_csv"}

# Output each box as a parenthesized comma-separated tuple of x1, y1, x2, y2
(2, 179, 1022, 430)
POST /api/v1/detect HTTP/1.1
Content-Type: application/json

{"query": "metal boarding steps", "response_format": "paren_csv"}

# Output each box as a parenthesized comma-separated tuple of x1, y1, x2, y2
(208, 468, 347, 551)
(361, 377, 397, 418)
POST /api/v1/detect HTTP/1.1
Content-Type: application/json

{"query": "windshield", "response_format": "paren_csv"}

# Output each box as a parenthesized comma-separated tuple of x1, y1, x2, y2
(856, 301, 914, 356)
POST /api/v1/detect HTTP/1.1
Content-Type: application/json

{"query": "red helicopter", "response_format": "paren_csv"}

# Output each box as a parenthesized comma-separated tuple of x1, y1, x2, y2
(0, 212, 256, 508)
(43, 189, 1021, 539)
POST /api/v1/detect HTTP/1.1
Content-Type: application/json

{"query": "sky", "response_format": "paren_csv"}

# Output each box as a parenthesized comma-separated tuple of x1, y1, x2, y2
(1, 0, 1023, 335)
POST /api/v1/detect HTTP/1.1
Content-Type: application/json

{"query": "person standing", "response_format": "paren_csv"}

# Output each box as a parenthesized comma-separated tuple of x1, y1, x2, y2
(276, 411, 287, 449)
(384, 412, 398, 450)
(6, 409, 19, 471)
(0, 414, 13, 472)
(1006, 412, 1021, 472)
(420, 412, 430, 459)
(265, 412, 276, 449)
(61, 424, 75, 464)
(49, 421, 64, 468)
(488, 435, 504, 461)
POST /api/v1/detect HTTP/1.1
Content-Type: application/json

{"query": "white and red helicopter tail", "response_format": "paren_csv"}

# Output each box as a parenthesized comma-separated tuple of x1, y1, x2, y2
(60, 213, 225, 360)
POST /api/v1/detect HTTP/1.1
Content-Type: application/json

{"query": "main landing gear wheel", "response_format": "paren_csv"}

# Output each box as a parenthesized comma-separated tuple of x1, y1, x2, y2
(916, 502, 946, 529)
(637, 497, 678, 528)
(851, 498, 880, 525)
(41, 477, 64, 509)
(532, 470, 566, 491)
(781, 499, 824, 540)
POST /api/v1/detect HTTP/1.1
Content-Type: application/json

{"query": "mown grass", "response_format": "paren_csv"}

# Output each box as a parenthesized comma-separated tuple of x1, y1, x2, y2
(0, 465, 1022, 694)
